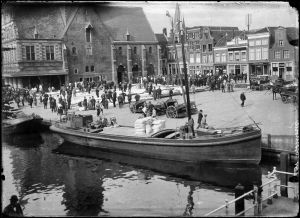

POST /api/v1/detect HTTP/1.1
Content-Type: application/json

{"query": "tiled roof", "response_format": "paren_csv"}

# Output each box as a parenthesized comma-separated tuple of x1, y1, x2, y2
(95, 6, 157, 42)
(13, 5, 66, 39)
(186, 26, 239, 31)
(155, 34, 168, 44)
(212, 30, 246, 47)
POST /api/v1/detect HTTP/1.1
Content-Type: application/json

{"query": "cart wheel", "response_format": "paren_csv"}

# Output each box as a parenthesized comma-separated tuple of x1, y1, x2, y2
(166, 106, 177, 118)
(281, 96, 287, 103)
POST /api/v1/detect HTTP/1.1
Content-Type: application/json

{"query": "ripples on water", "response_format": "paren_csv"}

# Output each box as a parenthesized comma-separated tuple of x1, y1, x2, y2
(2, 131, 274, 216)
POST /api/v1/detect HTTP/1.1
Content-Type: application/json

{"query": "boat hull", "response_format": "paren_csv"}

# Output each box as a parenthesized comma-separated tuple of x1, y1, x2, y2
(2, 118, 43, 135)
(50, 125, 262, 164)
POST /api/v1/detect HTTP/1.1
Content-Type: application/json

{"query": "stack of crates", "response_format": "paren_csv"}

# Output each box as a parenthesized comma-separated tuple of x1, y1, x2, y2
(81, 114, 93, 127)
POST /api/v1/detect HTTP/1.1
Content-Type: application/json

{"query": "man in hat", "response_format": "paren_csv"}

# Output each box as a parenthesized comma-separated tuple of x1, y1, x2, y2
(240, 92, 246, 107)
(196, 110, 203, 129)
(3, 195, 23, 217)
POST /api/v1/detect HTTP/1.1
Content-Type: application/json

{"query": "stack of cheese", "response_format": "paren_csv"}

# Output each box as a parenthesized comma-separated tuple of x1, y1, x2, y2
(134, 117, 152, 135)
(152, 119, 166, 133)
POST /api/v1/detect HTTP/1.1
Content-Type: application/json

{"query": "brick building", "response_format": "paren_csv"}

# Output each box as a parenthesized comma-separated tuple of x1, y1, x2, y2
(268, 26, 299, 81)
(155, 28, 169, 76)
(2, 4, 68, 90)
(2, 3, 160, 87)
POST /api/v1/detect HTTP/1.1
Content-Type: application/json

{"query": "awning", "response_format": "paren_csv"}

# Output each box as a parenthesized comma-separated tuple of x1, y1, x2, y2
(4, 69, 68, 77)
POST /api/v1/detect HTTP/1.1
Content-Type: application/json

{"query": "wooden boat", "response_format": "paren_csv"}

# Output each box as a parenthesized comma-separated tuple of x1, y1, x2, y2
(50, 123, 261, 164)
(2, 115, 43, 135)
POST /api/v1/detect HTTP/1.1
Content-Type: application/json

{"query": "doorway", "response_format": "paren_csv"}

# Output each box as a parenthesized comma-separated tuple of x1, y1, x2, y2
(279, 67, 284, 79)
(117, 65, 125, 84)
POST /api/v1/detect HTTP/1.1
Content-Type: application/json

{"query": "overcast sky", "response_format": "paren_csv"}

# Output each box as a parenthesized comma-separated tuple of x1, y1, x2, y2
(111, 1, 298, 34)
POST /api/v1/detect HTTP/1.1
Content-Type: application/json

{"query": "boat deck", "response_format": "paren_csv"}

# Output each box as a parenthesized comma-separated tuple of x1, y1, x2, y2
(101, 126, 148, 137)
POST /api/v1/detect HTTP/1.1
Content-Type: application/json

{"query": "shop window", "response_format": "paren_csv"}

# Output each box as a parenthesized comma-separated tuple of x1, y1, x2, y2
(79, 78, 83, 82)
(85, 66, 89, 72)
(26, 45, 35, 60)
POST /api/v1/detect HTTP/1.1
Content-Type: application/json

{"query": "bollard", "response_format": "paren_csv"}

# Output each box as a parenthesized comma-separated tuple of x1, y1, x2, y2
(280, 152, 289, 197)
(235, 183, 245, 216)
(253, 185, 259, 216)
(225, 199, 229, 216)
(267, 134, 271, 148)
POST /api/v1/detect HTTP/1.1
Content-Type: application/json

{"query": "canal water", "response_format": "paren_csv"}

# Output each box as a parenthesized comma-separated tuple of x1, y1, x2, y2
(2, 131, 282, 216)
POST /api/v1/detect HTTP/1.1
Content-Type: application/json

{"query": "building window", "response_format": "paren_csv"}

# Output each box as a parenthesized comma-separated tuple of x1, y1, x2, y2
(249, 49, 255, 60)
(235, 52, 240, 61)
(228, 52, 233, 61)
(274, 51, 281, 59)
(91, 65, 95, 72)
(86, 46, 92, 56)
(134, 47, 137, 54)
(79, 78, 83, 82)
(208, 54, 213, 63)
(72, 47, 77, 55)
(85, 66, 89, 72)
(202, 44, 206, 52)
(196, 52, 200, 63)
(256, 40, 261, 46)
(149, 47, 152, 54)
(241, 51, 246, 61)
(286, 62, 292, 71)
(202, 55, 207, 63)
(25, 46, 35, 60)
(215, 53, 220, 63)
(249, 40, 255, 46)
(283, 50, 289, 59)
(118, 47, 122, 55)
(256, 48, 261, 60)
(279, 40, 284, 46)
(272, 63, 279, 71)
(208, 44, 212, 52)
(221, 53, 226, 62)
(262, 48, 268, 59)
(45, 45, 54, 60)
(86, 27, 92, 43)
(262, 39, 268, 45)
(190, 53, 194, 63)
(74, 69, 78, 74)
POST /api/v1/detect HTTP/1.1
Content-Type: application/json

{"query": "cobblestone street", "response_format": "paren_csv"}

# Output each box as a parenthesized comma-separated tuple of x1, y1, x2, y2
(18, 85, 298, 136)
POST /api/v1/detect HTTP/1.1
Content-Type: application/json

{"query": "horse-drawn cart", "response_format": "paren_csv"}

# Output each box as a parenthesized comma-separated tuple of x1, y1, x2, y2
(280, 90, 298, 104)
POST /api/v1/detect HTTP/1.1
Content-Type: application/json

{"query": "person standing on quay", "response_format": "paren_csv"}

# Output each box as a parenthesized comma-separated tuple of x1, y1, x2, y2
(28, 95, 33, 108)
(157, 86, 161, 99)
(196, 110, 203, 129)
(112, 90, 117, 107)
(272, 86, 277, 100)
(169, 88, 173, 99)
(240, 92, 246, 107)
(2, 195, 23, 217)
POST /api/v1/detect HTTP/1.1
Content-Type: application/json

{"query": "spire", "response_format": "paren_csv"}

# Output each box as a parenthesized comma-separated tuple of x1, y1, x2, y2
(174, 3, 181, 33)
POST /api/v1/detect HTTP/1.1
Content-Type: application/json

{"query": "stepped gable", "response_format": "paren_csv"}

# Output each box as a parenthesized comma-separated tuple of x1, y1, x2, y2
(94, 6, 157, 42)
(13, 4, 65, 39)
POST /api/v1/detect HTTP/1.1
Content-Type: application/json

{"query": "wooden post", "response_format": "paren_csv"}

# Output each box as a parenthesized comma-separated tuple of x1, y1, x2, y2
(253, 185, 259, 216)
(225, 199, 229, 216)
(235, 183, 245, 216)
(280, 152, 289, 197)
(267, 134, 271, 148)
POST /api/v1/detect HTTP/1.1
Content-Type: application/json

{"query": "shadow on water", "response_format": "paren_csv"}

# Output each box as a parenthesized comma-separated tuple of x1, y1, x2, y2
(54, 141, 262, 192)
(2, 132, 44, 148)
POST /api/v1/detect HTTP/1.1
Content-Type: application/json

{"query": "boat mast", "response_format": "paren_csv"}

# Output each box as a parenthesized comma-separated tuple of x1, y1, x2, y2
(180, 29, 192, 120)
(166, 10, 187, 107)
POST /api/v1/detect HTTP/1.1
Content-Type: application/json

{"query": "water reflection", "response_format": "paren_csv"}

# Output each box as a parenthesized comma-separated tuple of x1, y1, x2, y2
(54, 142, 262, 191)
(2, 131, 262, 216)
